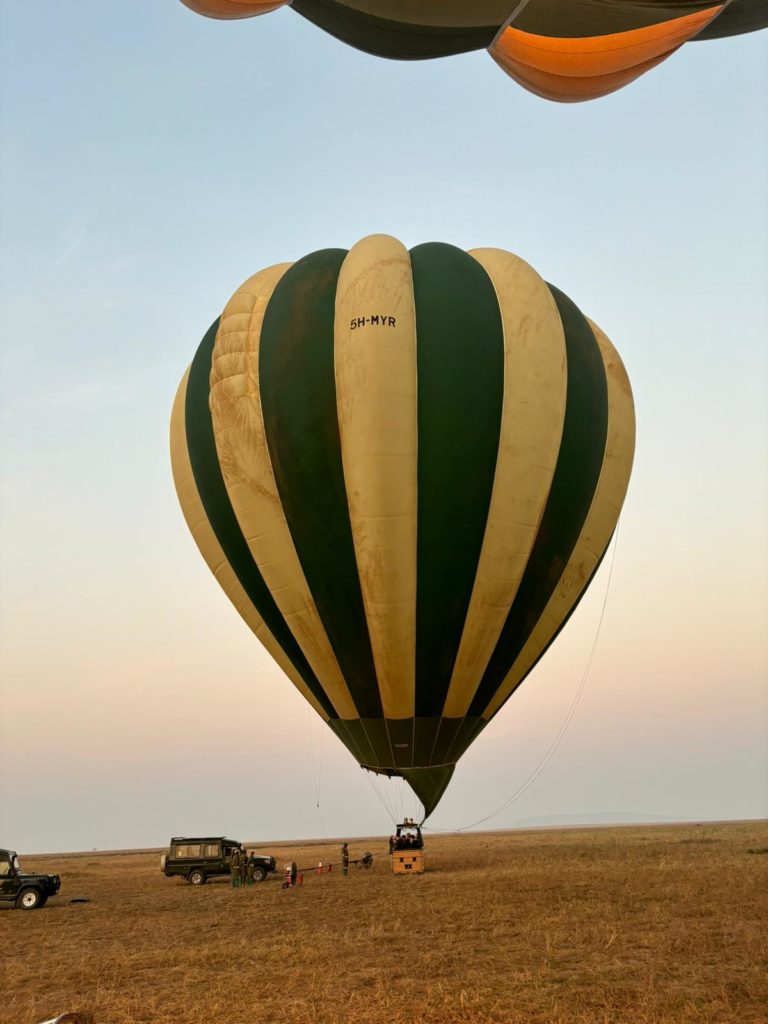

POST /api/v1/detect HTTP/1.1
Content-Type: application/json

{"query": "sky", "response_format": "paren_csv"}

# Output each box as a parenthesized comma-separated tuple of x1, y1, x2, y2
(0, 2, 766, 854)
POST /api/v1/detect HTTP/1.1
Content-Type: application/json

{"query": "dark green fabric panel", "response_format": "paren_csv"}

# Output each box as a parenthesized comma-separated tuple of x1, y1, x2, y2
(360, 719, 395, 765)
(413, 717, 442, 766)
(183, 320, 336, 720)
(516, 0, 723, 38)
(442, 716, 488, 765)
(386, 719, 416, 769)
(400, 764, 455, 820)
(411, 242, 505, 718)
(327, 718, 377, 766)
(468, 287, 609, 718)
(484, 538, 612, 724)
(258, 249, 383, 721)
(329, 716, 482, 771)
(292, 0, 497, 58)
(430, 717, 465, 765)
(695, 0, 768, 38)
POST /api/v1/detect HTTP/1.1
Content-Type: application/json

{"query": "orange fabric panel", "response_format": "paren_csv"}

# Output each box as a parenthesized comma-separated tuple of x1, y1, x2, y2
(490, 5, 723, 81)
(491, 45, 675, 102)
(179, 0, 289, 18)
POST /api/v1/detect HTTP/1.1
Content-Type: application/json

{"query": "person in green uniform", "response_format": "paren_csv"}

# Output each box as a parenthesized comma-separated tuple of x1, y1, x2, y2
(230, 847, 241, 889)
(341, 842, 349, 877)
(246, 851, 255, 886)
(240, 849, 248, 887)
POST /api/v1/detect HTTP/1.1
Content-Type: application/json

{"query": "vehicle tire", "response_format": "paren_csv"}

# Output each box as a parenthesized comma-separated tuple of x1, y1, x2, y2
(16, 888, 42, 910)
(253, 866, 267, 882)
(187, 869, 206, 886)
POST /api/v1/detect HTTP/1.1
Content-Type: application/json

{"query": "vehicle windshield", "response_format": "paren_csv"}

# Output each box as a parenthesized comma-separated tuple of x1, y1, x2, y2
(12, 855, 21, 872)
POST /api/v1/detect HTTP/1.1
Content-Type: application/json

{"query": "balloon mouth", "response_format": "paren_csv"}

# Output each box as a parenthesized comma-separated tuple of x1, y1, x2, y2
(362, 763, 455, 821)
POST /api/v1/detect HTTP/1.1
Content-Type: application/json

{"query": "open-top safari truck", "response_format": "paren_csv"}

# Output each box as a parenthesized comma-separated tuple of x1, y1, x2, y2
(0, 849, 61, 909)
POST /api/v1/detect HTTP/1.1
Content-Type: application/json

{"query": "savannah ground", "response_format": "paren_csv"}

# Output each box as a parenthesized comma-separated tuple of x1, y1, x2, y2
(3, 822, 767, 1024)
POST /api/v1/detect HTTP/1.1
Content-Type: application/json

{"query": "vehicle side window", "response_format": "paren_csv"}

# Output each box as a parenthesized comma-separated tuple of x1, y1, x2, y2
(0, 857, 11, 877)
(204, 844, 220, 858)
(173, 845, 188, 859)
(186, 845, 202, 858)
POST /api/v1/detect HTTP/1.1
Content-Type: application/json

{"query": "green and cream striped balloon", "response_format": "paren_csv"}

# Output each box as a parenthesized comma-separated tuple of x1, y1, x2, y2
(170, 234, 635, 818)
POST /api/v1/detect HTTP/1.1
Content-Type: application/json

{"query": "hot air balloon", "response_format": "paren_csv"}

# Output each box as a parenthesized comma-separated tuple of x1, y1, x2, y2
(178, 0, 767, 101)
(170, 234, 635, 817)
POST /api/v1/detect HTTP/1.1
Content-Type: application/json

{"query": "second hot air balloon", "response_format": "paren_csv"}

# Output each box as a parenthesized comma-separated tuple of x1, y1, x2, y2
(170, 234, 635, 817)
(178, 0, 768, 101)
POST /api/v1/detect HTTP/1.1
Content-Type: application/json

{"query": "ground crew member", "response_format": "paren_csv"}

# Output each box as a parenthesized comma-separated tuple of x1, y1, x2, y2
(230, 847, 241, 889)
(246, 852, 255, 885)
(341, 842, 349, 877)
(240, 849, 249, 886)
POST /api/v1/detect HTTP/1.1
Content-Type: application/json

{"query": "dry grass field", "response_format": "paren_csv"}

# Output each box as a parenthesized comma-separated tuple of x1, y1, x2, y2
(3, 821, 767, 1024)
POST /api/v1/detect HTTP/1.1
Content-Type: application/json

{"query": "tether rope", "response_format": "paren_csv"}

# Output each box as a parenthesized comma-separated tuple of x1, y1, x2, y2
(363, 768, 398, 824)
(307, 705, 326, 836)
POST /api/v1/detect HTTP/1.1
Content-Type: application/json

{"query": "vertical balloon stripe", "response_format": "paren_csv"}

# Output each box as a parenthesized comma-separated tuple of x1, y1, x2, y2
(485, 543, 610, 723)
(334, 234, 418, 723)
(433, 716, 486, 766)
(328, 718, 381, 767)
(413, 717, 441, 766)
(209, 265, 361, 725)
(259, 249, 384, 721)
(481, 317, 635, 721)
(441, 248, 567, 719)
(467, 285, 609, 719)
(180, 321, 338, 721)
(410, 242, 505, 718)
(171, 371, 332, 723)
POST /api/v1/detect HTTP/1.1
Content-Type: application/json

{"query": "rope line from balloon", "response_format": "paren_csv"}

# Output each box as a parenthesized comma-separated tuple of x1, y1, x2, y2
(306, 704, 326, 837)
(363, 767, 398, 824)
(425, 521, 621, 835)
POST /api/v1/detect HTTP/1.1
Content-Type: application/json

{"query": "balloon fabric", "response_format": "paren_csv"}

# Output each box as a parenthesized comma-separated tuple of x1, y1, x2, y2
(178, 0, 768, 101)
(171, 234, 636, 818)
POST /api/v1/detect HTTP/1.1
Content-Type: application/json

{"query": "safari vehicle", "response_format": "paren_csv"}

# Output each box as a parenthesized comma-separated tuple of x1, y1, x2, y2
(161, 837, 276, 885)
(0, 848, 61, 909)
(390, 820, 425, 875)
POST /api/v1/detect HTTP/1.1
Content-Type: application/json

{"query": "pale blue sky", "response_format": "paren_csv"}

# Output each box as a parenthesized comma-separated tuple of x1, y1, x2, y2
(1, 3, 766, 852)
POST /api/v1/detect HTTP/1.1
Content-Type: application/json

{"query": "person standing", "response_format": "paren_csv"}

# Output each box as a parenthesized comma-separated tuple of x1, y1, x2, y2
(246, 851, 255, 886)
(230, 847, 241, 889)
(341, 842, 349, 877)
(240, 849, 249, 887)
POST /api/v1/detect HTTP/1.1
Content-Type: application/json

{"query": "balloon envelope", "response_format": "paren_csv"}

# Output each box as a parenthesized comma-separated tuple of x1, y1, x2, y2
(179, 0, 767, 100)
(171, 234, 635, 817)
